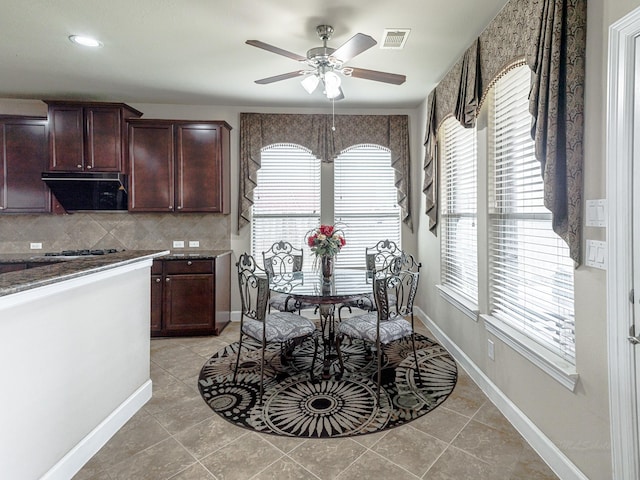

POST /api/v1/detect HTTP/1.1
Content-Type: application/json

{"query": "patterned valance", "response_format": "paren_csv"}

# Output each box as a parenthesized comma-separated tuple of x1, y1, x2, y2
(422, 0, 586, 265)
(239, 113, 412, 233)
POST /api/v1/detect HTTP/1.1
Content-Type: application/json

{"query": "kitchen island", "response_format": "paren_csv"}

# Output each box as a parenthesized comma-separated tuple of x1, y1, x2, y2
(0, 250, 168, 480)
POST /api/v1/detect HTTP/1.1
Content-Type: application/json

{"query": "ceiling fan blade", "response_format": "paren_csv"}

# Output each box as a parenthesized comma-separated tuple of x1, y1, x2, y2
(332, 33, 377, 63)
(349, 67, 406, 85)
(246, 40, 307, 62)
(254, 71, 304, 84)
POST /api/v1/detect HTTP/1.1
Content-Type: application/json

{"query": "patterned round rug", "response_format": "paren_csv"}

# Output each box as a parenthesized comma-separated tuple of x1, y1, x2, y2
(198, 332, 457, 438)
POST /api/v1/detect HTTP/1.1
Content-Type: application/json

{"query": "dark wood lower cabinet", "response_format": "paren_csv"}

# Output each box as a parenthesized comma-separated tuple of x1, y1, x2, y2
(151, 252, 231, 337)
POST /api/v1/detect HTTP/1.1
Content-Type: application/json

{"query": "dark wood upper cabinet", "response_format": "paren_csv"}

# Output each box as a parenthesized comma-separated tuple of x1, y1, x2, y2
(128, 120, 231, 213)
(0, 116, 51, 213)
(128, 122, 174, 212)
(45, 101, 142, 172)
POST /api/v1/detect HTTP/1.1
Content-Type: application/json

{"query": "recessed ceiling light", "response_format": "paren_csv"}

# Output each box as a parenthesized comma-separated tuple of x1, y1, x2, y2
(68, 35, 103, 48)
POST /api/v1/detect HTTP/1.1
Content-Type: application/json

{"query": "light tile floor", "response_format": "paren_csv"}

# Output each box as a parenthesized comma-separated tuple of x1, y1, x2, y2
(73, 320, 560, 480)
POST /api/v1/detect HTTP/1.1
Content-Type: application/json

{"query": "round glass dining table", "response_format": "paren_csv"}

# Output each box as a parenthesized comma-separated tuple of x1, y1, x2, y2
(269, 269, 373, 379)
(269, 268, 373, 305)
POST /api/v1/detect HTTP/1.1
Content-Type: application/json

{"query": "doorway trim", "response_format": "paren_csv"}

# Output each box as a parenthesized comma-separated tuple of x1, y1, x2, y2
(607, 7, 640, 479)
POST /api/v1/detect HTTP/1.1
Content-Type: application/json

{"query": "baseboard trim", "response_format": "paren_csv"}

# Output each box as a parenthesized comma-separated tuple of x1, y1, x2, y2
(416, 307, 588, 480)
(40, 380, 152, 480)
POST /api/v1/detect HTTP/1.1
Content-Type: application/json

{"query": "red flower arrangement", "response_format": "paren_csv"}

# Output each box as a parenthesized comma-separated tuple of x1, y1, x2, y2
(306, 224, 346, 257)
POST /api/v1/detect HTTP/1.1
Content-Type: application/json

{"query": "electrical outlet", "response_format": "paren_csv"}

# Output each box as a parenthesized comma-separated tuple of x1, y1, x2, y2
(488, 339, 495, 361)
(172, 240, 185, 248)
(188, 240, 200, 248)
(30, 242, 43, 250)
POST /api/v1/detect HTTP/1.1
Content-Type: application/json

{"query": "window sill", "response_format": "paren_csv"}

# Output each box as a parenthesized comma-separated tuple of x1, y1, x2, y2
(437, 284, 479, 321)
(481, 314, 579, 392)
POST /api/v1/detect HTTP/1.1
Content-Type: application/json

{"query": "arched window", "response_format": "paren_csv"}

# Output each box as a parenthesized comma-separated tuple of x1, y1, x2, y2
(334, 144, 401, 268)
(488, 65, 575, 362)
(440, 117, 478, 303)
(251, 144, 320, 270)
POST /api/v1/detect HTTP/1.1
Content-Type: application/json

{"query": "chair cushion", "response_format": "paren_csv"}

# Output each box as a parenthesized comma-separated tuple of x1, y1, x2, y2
(243, 312, 316, 343)
(338, 313, 413, 344)
(269, 293, 314, 312)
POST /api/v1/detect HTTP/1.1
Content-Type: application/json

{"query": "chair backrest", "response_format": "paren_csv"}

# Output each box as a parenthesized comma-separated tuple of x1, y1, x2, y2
(237, 253, 269, 322)
(373, 266, 420, 322)
(398, 252, 422, 274)
(365, 240, 402, 274)
(263, 241, 304, 276)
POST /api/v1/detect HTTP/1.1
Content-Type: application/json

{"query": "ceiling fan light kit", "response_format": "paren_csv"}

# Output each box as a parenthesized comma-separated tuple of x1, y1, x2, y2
(246, 24, 406, 101)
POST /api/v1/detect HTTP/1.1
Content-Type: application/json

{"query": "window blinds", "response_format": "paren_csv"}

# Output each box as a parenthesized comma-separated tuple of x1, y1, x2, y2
(488, 66, 575, 362)
(441, 117, 479, 303)
(334, 145, 401, 269)
(251, 144, 320, 270)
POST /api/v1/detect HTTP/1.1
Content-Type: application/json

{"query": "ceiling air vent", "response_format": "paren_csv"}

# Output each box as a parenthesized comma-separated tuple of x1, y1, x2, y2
(380, 28, 411, 49)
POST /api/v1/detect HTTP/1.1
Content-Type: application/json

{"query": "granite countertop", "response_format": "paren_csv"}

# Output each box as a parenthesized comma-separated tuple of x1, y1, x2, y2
(0, 250, 170, 297)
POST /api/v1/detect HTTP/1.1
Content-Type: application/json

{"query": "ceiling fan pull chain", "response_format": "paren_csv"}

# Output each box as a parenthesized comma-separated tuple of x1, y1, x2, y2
(332, 98, 336, 131)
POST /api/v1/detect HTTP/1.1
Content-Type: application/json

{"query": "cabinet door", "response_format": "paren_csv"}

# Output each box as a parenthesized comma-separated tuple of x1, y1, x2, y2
(164, 274, 215, 334)
(128, 123, 174, 211)
(48, 105, 84, 171)
(85, 107, 122, 171)
(175, 124, 223, 212)
(0, 120, 50, 213)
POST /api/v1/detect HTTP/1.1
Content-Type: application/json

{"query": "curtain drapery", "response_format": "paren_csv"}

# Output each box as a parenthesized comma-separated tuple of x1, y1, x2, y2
(423, 93, 438, 233)
(422, 0, 586, 265)
(239, 113, 412, 233)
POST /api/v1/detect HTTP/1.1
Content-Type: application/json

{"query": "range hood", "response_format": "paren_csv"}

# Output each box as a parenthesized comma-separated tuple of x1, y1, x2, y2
(41, 171, 128, 211)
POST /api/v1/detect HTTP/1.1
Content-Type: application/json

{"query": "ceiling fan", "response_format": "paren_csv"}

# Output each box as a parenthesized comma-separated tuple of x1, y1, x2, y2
(246, 25, 406, 101)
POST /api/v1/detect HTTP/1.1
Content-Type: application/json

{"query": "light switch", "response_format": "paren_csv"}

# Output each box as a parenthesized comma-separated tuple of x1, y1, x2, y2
(586, 199, 607, 227)
(585, 239, 607, 269)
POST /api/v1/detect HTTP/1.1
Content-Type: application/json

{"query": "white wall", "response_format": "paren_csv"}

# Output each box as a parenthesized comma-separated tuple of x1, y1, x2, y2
(0, 261, 153, 480)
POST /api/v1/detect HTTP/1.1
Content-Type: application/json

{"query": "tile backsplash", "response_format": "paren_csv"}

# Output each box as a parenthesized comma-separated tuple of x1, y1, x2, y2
(0, 213, 230, 253)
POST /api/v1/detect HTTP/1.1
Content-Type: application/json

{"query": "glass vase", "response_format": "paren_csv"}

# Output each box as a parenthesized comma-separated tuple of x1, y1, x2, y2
(321, 255, 334, 283)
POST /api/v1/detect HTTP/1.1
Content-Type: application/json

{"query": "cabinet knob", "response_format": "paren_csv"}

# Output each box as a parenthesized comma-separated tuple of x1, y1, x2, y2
(168, 206, 173, 210)
(155, 278, 161, 283)
(0, 206, 4, 210)
(187, 261, 192, 266)
(77, 164, 82, 169)
(86, 165, 92, 169)
(165, 278, 170, 282)
(177, 206, 183, 210)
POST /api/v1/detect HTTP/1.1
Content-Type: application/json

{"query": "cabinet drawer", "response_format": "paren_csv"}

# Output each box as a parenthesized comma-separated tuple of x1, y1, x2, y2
(164, 259, 213, 274)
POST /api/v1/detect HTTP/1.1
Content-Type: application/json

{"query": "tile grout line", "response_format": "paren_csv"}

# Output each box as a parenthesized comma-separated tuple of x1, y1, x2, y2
(418, 413, 475, 478)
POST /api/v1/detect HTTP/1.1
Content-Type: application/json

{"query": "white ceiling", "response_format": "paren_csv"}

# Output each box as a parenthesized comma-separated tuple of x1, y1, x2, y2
(0, 0, 509, 109)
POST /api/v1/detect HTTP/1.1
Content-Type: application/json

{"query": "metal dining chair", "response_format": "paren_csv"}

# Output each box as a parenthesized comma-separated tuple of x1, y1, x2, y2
(338, 239, 405, 320)
(335, 253, 423, 405)
(234, 253, 318, 403)
(263, 240, 314, 313)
